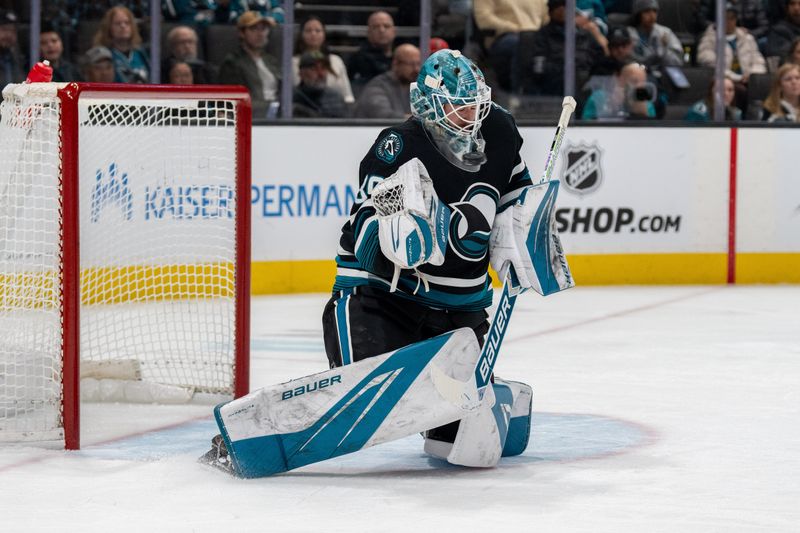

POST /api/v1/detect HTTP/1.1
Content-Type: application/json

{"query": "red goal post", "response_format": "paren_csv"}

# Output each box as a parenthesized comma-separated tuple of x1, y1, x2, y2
(0, 83, 251, 449)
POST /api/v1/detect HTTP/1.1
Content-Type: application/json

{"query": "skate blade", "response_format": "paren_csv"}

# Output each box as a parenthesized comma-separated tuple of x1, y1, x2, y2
(197, 448, 238, 477)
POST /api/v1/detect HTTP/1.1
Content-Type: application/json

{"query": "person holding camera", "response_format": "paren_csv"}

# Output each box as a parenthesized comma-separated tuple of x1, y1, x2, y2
(581, 61, 657, 119)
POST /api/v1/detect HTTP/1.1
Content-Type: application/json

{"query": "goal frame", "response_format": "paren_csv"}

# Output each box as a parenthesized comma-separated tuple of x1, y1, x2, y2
(53, 83, 252, 449)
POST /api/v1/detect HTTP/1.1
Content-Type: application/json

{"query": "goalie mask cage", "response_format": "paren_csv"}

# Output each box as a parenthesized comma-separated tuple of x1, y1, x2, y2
(0, 83, 251, 449)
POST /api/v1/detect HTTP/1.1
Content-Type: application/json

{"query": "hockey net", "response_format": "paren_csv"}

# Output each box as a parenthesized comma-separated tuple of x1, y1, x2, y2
(0, 83, 251, 448)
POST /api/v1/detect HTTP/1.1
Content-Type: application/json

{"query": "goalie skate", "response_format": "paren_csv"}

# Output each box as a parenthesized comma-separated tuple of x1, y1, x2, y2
(198, 434, 237, 476)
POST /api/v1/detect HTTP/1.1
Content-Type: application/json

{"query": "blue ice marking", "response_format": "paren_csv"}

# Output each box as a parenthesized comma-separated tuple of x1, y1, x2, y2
(250, 338, 324, 353)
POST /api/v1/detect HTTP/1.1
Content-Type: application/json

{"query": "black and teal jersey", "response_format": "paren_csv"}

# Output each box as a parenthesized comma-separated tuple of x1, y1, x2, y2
(333, 105, 533, 312)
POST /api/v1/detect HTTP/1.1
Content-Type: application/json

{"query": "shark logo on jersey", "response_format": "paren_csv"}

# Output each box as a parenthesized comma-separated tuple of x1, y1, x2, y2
(448, 183, 500, 261)
(375, 132, 403, 164)
(91, 162, 133, 222)
(561, 142, 603, 196)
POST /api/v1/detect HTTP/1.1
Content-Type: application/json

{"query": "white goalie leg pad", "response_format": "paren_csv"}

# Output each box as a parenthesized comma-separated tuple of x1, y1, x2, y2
(424, 378, 532, 466)
(214, 328, 483, 477)
(372, 157, 450, 270)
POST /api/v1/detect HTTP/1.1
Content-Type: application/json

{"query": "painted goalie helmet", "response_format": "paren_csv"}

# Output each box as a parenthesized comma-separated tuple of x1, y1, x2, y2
(410, 49, 492, 166)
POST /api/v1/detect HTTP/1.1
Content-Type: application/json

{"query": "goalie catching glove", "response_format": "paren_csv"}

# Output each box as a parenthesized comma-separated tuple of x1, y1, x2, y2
(372, 157, 451, 271)
(489, 181, 574, 296)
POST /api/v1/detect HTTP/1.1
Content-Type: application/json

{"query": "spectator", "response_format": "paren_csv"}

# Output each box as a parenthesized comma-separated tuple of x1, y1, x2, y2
(694, 0, 769, 42)
(162, 26, 216, 84)
(698, 4, 767, 81)
(40, 25, 81, 82)
(582, 62, 657, 119)
(218, 11, 281, 119)
(162, 0, 215, 25)
(628, 0, 684, 67)
(292, 51, 348, 118)
(593, 25, 635, 75)
(93, 6, 149, 83)
(784, 36, 800, 64)
(765, 0, 800, 59)
(214, 0, 284, 25)
(761, 62, 800, 120)
(473, 0, 549, 91)
(81, 46, 116, 83)
(0, 9, 24, 92)
(520, 0, 606, 96)
(353, 43, 421, 119)
(685, 76, 742, 121)
(577, 9, 610, 55)
(292, 16, 354, 104)
(578, 0, 610, 35)
(349, 10, 396, 92)
(697, 3, 766, 113)
(167, 59, 195, 84)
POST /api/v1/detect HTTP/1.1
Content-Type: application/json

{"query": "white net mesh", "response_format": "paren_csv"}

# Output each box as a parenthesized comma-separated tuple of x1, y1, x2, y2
(78, 97, 238, 394)
(372, 182, 405, 218)
(0, 87, 64, 441)
(0, 85, 243, 443)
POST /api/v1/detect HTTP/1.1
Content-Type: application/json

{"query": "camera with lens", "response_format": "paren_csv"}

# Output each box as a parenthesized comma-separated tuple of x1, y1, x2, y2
(633, 85, 655, 101)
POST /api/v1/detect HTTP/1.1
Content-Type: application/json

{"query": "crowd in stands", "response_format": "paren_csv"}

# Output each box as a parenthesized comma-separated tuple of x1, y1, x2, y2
(1, 0, 800, 122)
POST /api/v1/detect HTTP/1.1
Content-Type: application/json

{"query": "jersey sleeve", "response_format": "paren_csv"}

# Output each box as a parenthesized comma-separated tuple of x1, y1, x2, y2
(496, 117, 533, 213)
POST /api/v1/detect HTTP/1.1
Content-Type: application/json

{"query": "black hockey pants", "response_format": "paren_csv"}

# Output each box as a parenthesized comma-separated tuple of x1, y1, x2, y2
(322, 285, 489, 369)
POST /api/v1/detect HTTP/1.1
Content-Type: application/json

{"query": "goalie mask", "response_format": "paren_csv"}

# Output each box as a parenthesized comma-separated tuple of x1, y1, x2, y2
(410, 49, 492, 170)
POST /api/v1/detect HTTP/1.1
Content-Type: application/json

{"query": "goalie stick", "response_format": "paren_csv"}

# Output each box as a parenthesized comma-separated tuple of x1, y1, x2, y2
(206, 97, 577, 478)
(475, 96, 576, 399)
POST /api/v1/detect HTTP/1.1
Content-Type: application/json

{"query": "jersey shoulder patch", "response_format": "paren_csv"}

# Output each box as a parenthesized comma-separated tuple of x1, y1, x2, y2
(375, 130, 404, 164)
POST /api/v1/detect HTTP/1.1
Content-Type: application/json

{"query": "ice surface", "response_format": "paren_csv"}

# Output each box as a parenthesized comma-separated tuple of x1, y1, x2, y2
(2, 286, 799, 532)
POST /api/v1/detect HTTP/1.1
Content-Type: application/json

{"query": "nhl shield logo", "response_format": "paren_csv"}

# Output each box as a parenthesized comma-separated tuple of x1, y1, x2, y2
(561, 142, 603, 195)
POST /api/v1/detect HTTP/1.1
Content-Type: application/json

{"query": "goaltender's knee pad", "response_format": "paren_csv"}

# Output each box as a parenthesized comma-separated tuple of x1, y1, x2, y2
(423, 378, 533, 466)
